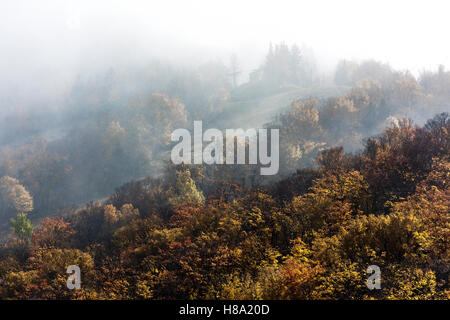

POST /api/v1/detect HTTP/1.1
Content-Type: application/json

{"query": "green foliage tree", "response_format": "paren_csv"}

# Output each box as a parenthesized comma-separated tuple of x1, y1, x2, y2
(167, 169, 205, 206)
(10, 213, 34, 242)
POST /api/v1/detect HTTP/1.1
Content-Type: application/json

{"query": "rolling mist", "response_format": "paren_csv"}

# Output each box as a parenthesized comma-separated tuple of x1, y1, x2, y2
(0, 0, 449, 301)
(1, 1, 449, 214)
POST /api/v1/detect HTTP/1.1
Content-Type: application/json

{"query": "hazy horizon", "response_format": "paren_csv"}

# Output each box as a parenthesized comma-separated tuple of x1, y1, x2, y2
(1, 0, 449, 85)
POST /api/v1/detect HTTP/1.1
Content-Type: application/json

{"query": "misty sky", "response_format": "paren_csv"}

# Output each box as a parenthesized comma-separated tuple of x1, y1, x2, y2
(1, 0, 449, 102)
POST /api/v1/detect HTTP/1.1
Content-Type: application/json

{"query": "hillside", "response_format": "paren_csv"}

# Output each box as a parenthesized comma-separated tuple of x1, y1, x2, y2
(0, 112, 448, 299)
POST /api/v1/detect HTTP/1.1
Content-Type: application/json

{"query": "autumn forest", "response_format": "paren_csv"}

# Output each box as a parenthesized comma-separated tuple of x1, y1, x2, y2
(0, 1, 449, 301)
